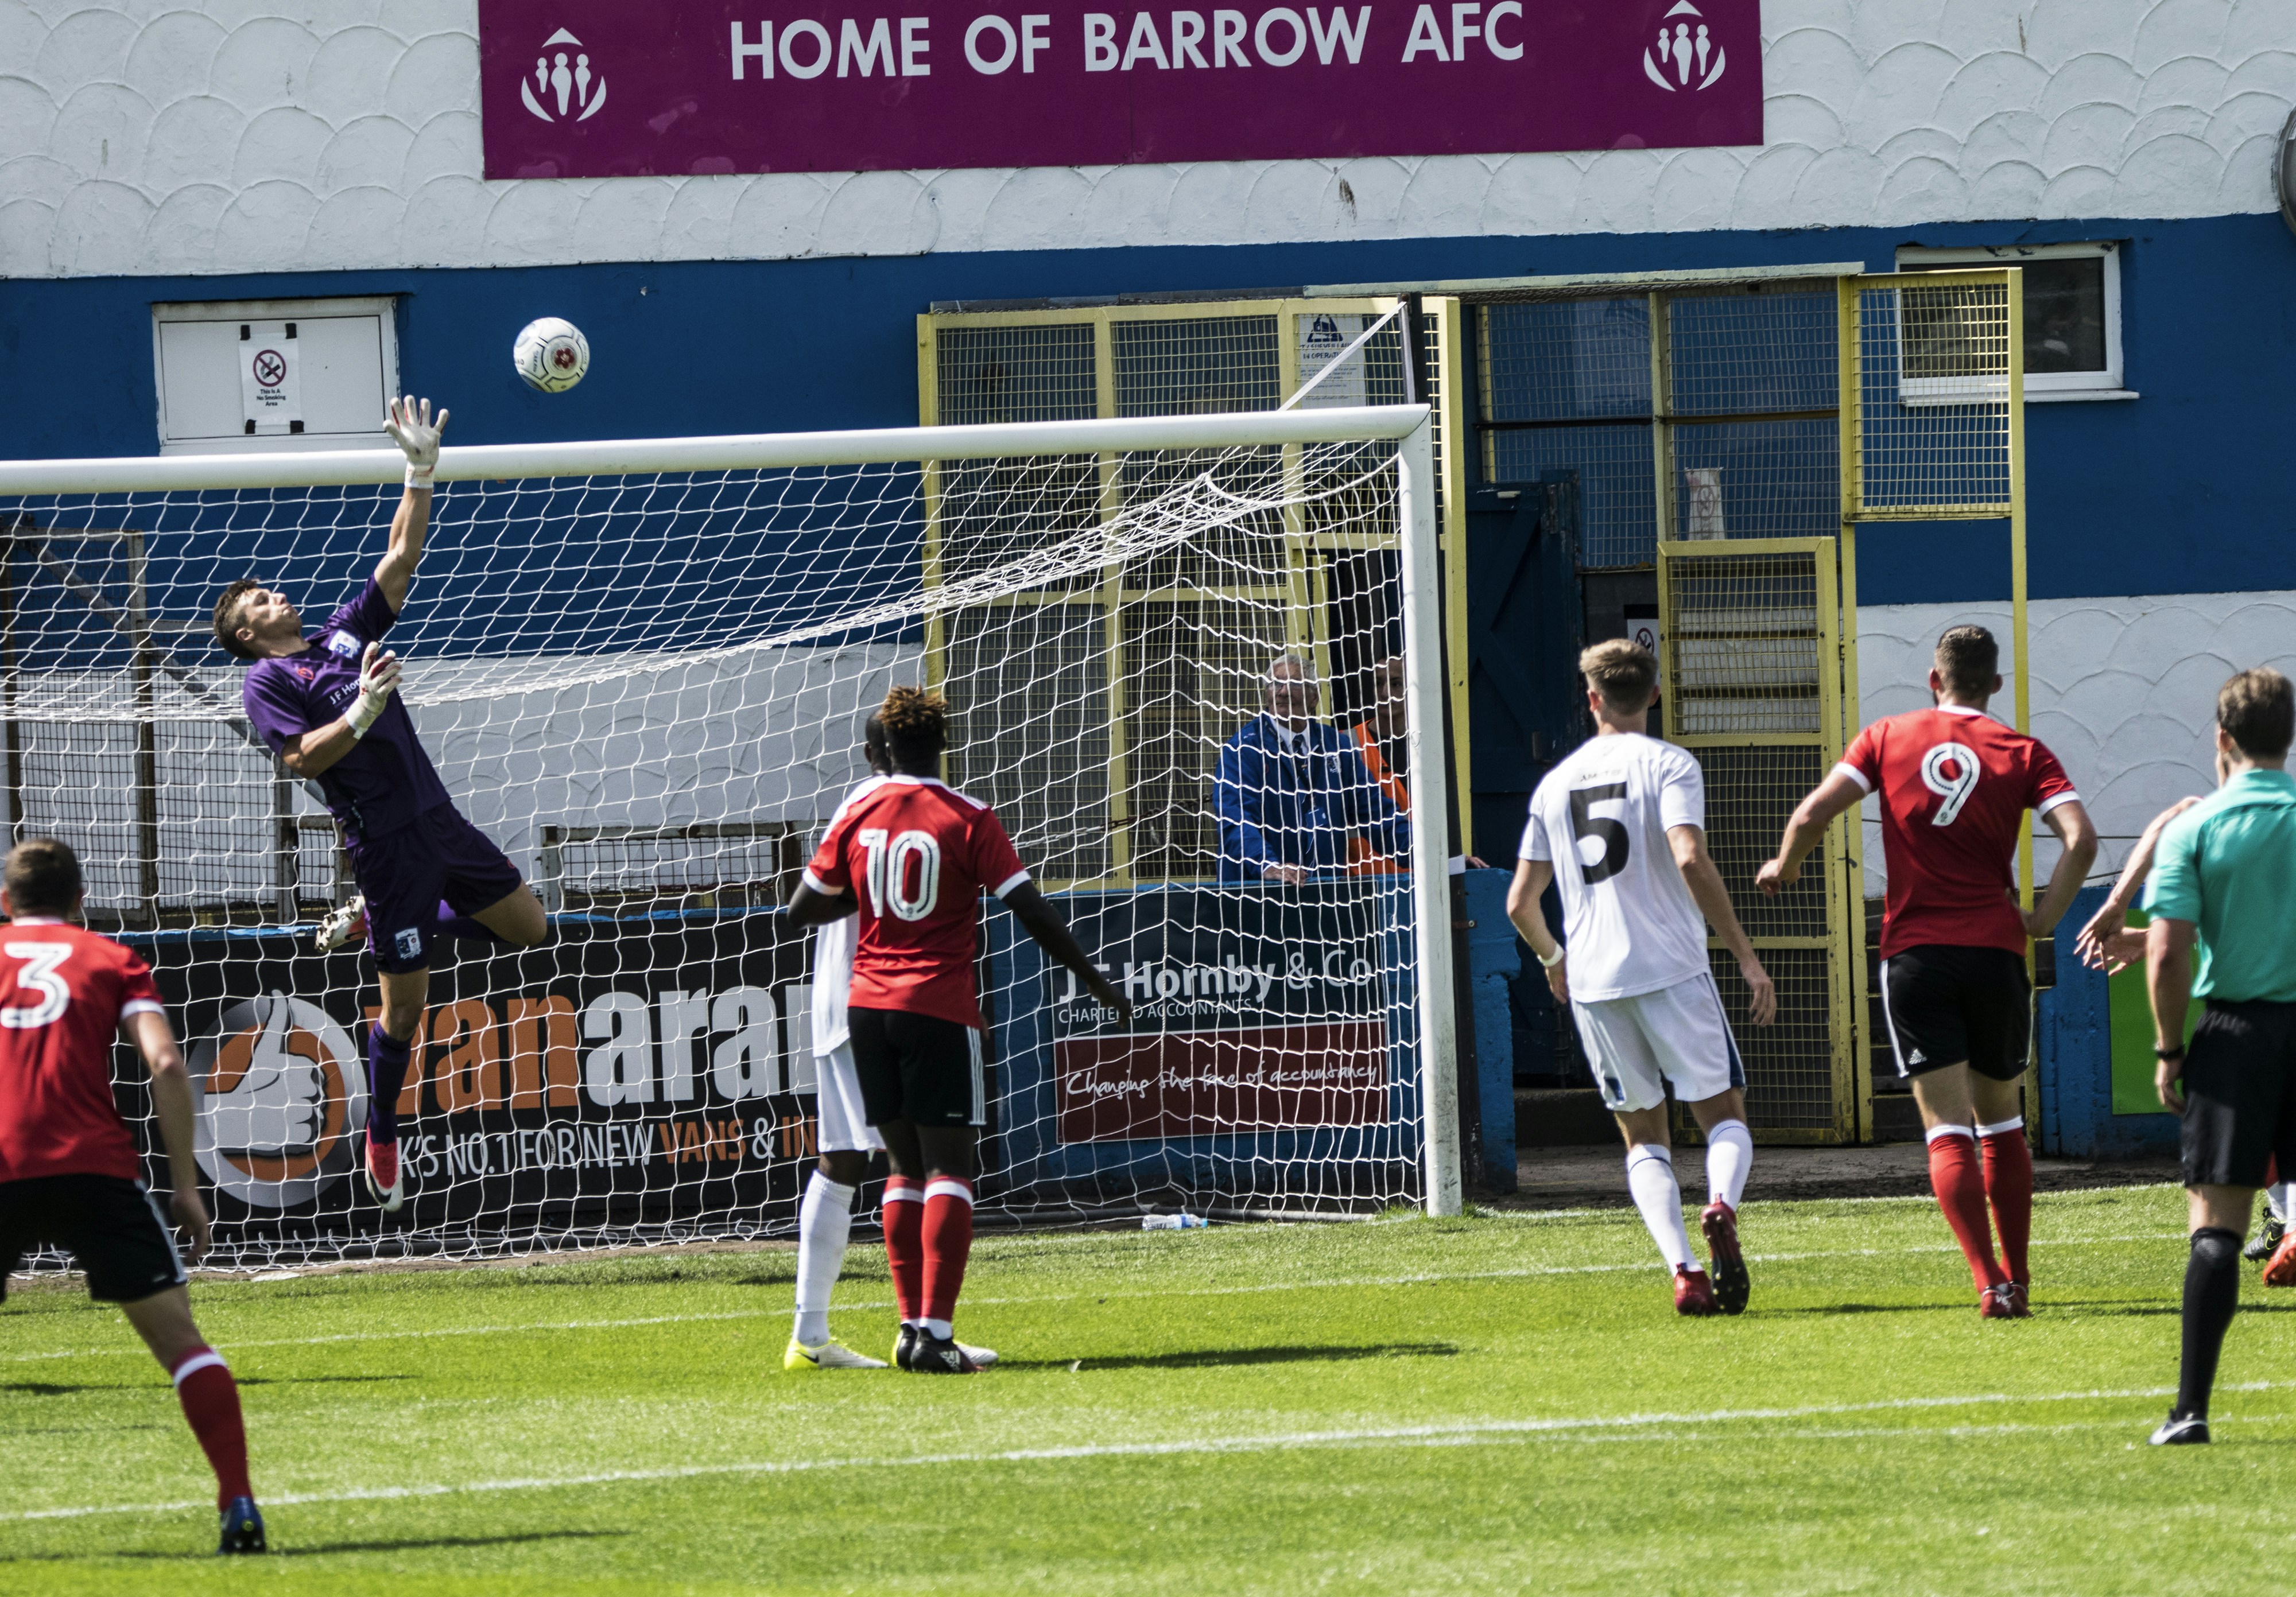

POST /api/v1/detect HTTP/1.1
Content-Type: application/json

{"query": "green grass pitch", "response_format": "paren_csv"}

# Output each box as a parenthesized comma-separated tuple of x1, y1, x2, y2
(3, 1183, 2288, 1593)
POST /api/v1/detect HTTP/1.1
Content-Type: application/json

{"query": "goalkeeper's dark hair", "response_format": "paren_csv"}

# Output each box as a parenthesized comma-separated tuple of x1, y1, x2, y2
(5, 837, 81, 916)
(212, 578, 264, 660)
(880, 685, 949, 769)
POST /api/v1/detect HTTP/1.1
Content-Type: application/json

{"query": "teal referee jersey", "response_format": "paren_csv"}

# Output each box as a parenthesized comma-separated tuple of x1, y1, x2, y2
(2146, 769, 2296, 1003)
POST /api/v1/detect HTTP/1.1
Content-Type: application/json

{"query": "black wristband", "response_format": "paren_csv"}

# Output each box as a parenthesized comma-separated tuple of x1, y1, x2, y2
(2155, 1044, 2186, 1063)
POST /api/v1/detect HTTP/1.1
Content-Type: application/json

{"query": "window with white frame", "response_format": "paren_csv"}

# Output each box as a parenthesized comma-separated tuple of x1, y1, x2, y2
(1895, 243, 2128, 401)
(152, 297, 400, 454)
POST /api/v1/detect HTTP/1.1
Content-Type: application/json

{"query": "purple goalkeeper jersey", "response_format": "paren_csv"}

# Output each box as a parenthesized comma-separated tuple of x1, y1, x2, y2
(241, 577, 453, 844)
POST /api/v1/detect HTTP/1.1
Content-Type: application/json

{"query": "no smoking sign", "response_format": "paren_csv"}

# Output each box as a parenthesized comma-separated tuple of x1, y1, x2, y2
(238, 321, 302, 434)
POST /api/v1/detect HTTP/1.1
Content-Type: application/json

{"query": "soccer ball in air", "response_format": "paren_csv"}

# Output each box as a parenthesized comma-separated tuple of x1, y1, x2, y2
(514, 317, 590, 393)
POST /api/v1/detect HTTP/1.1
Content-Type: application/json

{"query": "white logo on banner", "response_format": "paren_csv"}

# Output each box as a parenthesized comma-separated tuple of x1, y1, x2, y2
(1643, 1, 1724, 91)
(192, 992, 366, 1210)
(523, 28, 610, 122)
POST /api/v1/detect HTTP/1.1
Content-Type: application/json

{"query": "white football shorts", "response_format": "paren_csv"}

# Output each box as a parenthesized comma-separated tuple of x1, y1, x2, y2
(1570, 970, 1746, 1114)
(813, 1040, 886, 1155)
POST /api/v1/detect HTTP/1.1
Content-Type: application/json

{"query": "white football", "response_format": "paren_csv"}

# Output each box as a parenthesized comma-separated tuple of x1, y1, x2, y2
(514, 317, 590, 393)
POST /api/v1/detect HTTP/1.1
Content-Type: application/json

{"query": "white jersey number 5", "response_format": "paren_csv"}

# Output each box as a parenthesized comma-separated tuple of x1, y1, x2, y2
(1920, 743, 1981, 827)
(859, 827, 944, 922)
(0, 942, 71, 1028)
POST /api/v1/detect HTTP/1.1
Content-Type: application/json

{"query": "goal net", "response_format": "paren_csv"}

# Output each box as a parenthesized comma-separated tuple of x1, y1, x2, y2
(0, 405, 1455, 1268)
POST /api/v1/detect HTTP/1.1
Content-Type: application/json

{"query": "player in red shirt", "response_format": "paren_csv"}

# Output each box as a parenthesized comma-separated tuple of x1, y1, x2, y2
(1758, 626, 2097, 1317)
(0, 839, 266, 1552)
(786, 686, 1128, 1373)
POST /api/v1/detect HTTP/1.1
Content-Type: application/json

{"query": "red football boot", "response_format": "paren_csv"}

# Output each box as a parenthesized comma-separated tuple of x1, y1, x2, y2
(1700, 1200, 1750, 1315)
(364, 1136, 405, 1213)
(1673, 1266, 1720, 1317)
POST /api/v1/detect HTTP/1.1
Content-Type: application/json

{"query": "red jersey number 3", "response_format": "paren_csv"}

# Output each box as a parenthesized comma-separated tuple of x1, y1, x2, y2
(1, 942, 72, 1028)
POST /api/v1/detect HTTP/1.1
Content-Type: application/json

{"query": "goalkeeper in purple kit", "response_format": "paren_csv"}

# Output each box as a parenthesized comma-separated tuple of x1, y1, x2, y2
(211, 397, 548, 1211)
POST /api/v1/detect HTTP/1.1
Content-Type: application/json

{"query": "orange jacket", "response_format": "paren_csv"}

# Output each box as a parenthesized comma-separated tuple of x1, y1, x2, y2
(1347, 720, 1410, 876)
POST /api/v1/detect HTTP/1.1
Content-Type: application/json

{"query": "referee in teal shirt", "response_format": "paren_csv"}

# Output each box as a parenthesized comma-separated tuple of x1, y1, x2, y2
(2144, 666, 2296, 1445)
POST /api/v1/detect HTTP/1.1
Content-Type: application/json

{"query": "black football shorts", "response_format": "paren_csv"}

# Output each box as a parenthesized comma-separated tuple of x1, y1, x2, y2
(2179, 998, 2296, 1190)
(0, 1173, 188, 1305)
(1879, 943, 2032, 1082)
(847, 1007, 987, 1129)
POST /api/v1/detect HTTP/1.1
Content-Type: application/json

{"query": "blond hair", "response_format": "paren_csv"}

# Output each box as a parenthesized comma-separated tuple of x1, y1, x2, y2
(1579, 639, 1657, 715)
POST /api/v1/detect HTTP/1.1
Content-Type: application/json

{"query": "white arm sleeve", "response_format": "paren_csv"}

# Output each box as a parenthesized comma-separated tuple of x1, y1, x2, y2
(1518, 801, 1552, 861)
(1658, 750, 1705, 833)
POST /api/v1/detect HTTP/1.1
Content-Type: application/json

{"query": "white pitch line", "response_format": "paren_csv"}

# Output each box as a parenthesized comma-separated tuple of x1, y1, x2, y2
(0, 1230, 2190, 1365)
(12, 1380, 2286, 1525)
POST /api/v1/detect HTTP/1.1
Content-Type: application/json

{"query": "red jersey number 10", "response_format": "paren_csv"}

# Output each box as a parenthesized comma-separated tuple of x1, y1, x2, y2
(860, 827, 944, 922)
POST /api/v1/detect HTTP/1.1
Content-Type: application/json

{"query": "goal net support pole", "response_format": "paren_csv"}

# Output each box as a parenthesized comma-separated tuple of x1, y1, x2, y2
(1394, 413, 1463, 1218)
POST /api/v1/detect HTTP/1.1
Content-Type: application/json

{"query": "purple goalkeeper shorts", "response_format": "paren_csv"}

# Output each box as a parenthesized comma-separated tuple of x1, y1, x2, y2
(347, 804, 525, 974)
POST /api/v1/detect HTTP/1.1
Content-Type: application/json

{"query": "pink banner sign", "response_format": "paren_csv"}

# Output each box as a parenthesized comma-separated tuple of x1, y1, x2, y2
(480, 0, 1759, 178)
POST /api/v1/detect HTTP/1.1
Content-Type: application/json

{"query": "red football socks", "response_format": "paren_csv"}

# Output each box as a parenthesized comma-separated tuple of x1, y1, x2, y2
(1980, 1117, 2034, 1288)
(169, 1346, 251, 1507)
(882, 1178, 925, 1322)
(921, 1176, 976, 1327)
(1926, 1128, 2007, 1292)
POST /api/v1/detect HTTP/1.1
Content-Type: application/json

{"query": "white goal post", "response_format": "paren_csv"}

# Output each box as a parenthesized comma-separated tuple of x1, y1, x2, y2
(0, 402, 1460, 1265)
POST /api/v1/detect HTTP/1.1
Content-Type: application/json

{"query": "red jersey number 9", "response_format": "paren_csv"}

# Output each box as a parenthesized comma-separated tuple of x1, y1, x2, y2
(859, 827, 944, 923)
(0, 942, 72, 1029)
(1919, 742, 1981, 828)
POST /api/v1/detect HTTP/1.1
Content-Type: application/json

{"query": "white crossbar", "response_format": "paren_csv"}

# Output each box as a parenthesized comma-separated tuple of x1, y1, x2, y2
(0, 405, 1431, 495)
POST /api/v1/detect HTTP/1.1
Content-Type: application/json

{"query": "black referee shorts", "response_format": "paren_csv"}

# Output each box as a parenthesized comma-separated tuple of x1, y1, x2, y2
(1879, 944, 2031, 1082)
(847, 1007, 986, 1129)
(0, 1174, 188, 1305)
(2179, 998, 2296, 1190)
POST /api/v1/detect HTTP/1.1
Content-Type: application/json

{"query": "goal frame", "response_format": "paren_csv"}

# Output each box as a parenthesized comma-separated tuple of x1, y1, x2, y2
(0, 403, 1464, 1218)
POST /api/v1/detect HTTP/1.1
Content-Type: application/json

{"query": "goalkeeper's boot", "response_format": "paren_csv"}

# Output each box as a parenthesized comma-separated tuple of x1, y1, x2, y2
(2250, 1212, 2288, 1264)
(785, 1334, 889, 1371)
(893, 1322, 917, 1369)
(1671, 1266, 1720, 1318)
(218, 1496, 267, 1555)
(2264, 1233, 2296, 1289)
(903, 1332, 979, 1374)
(364, 1136, 405, 1213)
(1699, 1200, 1750, 1316)
(316, 894, 367, 955)
(2148, 1412, 2210, 1446)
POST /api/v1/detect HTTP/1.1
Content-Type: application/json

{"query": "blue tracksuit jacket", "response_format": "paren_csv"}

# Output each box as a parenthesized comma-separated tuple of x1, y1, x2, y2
(1212, 713, 1410, 883)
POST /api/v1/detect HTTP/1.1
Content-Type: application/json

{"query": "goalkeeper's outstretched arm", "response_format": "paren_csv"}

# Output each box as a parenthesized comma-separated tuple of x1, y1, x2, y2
(375, 396, 448, 611)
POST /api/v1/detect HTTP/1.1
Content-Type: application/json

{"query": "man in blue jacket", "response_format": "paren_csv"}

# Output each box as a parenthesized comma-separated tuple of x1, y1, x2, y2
(1214, 654, 1409, 884)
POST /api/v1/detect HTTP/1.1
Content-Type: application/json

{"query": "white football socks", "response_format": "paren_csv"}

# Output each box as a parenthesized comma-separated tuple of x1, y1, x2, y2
(1626, 1145, 1695, 1271)
(794, 1171, 856, 1347)
(924, 1318, 953, 1340)
(1705, 1118, 1752, 1211)
(2272, 1183, 2294, 1225)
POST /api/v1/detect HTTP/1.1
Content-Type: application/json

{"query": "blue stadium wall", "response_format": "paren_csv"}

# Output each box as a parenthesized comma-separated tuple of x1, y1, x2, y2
(5, 209, 2292, 609)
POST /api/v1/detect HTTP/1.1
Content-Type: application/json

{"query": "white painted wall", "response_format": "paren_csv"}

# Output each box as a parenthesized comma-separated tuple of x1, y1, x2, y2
(1853, 590, 2296, 897)
(3, 0, 2293, 278)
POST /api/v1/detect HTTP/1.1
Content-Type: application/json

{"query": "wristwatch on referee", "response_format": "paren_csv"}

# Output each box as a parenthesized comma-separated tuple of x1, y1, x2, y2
(2155, 1043, 2187, 1063)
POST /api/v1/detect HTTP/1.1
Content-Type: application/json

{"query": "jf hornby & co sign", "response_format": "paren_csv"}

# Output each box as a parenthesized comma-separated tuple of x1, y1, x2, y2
(478, 0, 1760, 177)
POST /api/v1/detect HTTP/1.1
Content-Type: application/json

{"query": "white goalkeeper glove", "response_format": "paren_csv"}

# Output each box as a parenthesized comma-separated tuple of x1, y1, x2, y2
(385, 394, 448, 489)
(346, 642, 401, 739)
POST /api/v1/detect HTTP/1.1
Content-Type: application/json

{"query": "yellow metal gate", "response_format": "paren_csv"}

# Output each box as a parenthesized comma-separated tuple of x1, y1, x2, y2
(1659, 537, 1859, 1141)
